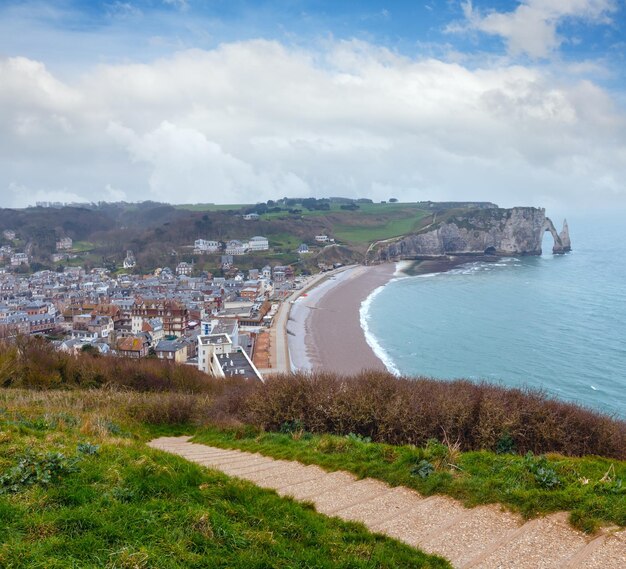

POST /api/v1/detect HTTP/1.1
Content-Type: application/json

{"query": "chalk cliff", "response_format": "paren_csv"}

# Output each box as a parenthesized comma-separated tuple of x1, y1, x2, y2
(377, 207, 571, 260)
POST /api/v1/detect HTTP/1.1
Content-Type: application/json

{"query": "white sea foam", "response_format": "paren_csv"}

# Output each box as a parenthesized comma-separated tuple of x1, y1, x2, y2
(360, 284, 401, 376)
(394, 260, 413, 277)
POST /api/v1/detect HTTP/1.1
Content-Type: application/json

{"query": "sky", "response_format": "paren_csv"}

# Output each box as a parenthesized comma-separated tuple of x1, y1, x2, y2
(0, 0, 625, 213)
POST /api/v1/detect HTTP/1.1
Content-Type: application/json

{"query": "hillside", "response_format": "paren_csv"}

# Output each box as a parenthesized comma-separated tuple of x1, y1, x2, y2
(0, 199, 497, 274)
(0, 389, 448, 568)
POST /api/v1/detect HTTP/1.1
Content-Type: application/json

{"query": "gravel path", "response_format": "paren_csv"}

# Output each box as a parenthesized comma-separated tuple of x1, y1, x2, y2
(148, 436, 625, 568)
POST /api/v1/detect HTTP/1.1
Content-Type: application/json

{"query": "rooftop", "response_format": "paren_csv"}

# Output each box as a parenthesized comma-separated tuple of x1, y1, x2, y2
(216, 350, 260, 380)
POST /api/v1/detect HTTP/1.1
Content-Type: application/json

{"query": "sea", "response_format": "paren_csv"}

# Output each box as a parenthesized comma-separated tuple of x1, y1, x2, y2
(361, 216, 626, 418)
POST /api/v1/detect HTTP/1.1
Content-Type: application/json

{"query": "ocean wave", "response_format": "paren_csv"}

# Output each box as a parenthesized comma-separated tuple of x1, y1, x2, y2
(359, 285, 401, 376)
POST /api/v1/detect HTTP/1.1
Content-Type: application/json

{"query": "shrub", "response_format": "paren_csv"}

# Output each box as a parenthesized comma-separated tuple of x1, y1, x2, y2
(0, 451, 80, 494)
(126, 393, 205, 426)
(242, 371, 626, 459)
(523, 452, 561, 489)
(411, 459, 435, 479)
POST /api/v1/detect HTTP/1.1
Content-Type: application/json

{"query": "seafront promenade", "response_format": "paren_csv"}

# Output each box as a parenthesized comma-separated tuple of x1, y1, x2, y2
(257, 265, 353, 376)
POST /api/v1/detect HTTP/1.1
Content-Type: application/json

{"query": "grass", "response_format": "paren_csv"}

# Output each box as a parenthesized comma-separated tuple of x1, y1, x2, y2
(192, 427, 626, 534)
(174, 204, 252, 211)
(0, 389, 449, 568)
(71, 241, 96, 253)
(334, 212, 429, 245)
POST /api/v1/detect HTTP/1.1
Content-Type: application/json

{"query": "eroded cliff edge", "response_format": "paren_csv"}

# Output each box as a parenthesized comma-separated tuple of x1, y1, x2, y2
(377, 207, 571, 261)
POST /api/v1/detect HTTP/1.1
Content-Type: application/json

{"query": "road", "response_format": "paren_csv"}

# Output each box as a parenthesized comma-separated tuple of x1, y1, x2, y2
(258, 266, 354, 376)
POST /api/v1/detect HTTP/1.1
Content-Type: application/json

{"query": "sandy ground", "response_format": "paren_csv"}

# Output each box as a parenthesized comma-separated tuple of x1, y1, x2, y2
(288, 264, 397, 374)
(287, 257, 482, 375)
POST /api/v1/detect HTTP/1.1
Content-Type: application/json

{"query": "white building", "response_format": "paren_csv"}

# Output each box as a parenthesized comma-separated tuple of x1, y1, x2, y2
(194, 239, 220, 253)
(123, 250, 136, 269)
(248, 236, 269, 251)
(243, 213, 260, 221)
(225, 240, 247, 255)
(10, 253, 29, 266)
(56, 237, 73, 251)
(197, 333, 263, 381)
(176, 261, 193, 276)
(3, 230, 16, 240)
(315, 234, 329, 242)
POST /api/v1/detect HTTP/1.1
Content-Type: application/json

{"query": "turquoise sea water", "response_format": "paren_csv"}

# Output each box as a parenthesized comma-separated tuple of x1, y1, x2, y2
(362, 217, 626, 418)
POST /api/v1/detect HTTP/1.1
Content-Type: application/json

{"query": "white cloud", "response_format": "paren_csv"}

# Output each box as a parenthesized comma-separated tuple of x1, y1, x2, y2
(455, 0, 617, 58)
(162, 0, 188, 10)
(0, 39, 625, 212)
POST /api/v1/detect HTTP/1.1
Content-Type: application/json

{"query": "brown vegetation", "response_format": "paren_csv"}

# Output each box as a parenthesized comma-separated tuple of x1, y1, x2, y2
(243, 372, 626, 460)
(2, 338, 625, 459)
(0, 336, 217, 393)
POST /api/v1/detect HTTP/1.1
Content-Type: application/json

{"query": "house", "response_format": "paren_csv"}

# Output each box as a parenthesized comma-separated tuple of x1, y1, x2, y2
(298, 243, 310, 254)
(28, 313, 57, 334)
(315, 234, 329, 242)
(194, 239, 220, 254)
(240, 285, 261, 302)
(72, 314, 114, 339)
(248, 236, 269, 251)
(154, 339, 189, 363)
(56, 237, 73, 251)
(176, 262, 193, 276)
(197, 333, 263, 381)
(261, 265, 272, 279)
(10, 253, 29, 266)
(243, 213, 260, 221)
(272, 265, 292, 282)
(142, 317, 164, 344)
(225, 240, 246, 255)
(2, 230, 16, 240)
(131, 300, 189, 337)
(116, 335, 150, 358)
(123, 250, 136, 269)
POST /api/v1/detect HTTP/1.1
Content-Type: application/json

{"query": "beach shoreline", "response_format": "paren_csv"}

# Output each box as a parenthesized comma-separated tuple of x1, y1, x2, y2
(287, 257, 479, 375)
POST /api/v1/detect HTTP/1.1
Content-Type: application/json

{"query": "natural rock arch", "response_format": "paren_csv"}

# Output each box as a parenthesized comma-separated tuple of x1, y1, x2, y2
(543, 218, 571, 254)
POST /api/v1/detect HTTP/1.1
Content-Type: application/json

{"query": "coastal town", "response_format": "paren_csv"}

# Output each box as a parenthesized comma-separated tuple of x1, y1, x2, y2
(0, 224, 344, 383)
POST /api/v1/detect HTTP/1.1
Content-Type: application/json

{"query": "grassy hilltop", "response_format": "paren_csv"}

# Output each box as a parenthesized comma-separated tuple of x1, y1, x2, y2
(1, 340, 625, 567)
(1, 390, 448, 568)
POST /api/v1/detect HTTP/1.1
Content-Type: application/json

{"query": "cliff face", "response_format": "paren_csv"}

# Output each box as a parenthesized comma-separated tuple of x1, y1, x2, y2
(378, 207, 571, 260)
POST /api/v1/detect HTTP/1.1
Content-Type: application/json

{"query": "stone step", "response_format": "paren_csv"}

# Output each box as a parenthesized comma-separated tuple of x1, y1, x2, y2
(340, 486, 425, 527)
(560, 534, 608, 568)
(177, 452, 243, 463)
(255, 463, 327, 490)
(419, 504, 522, 568)
(222, 459, 283, 476)
(231, 461, 293, 483)
(566, 530, 625, 569)
(376, 495, 469, 548)
(467, 513, 589, 569)
(203, 453, 269, 468)
(149, 438, 624, 569)
(147, 436, 191, 447)
(218, 456, 277, 474)
(176, 449, 243, 460)
(313, 478, 396, 516)
(278, 470, 357, 501)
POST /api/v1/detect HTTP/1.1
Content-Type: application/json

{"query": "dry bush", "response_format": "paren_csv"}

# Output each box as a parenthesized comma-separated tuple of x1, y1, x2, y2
(125, 392, 209, 425)
(242, 371, 626, 459)
(0, 337, 219, 393)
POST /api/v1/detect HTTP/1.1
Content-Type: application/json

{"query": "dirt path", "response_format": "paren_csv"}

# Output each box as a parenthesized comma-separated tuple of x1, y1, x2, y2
(148, 437, 625, 568)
